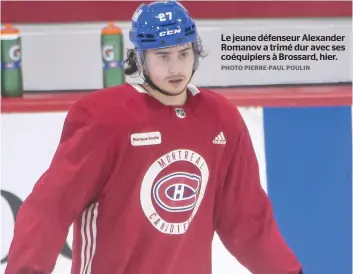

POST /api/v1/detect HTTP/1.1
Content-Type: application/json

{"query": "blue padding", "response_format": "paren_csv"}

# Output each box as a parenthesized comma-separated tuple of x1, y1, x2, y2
(263, 106, 352, 274)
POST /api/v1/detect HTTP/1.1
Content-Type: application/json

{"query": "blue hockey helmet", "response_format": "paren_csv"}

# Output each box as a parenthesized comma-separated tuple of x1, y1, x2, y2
(129, 1, 198, 51)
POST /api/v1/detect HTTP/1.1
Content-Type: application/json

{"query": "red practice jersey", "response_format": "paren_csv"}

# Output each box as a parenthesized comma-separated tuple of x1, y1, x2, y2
(5, 83, 302, 274)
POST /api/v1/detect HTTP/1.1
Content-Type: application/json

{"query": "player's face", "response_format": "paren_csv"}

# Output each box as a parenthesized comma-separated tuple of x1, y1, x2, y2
(144, 43, 194, 95)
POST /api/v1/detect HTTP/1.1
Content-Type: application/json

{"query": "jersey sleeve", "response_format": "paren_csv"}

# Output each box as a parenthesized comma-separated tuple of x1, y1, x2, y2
(215, 109, 302, 274)
(5, 100, 118, 274)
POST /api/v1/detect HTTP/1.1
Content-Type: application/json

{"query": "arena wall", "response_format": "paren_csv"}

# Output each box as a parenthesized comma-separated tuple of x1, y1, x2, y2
(3, 17, 351, 91)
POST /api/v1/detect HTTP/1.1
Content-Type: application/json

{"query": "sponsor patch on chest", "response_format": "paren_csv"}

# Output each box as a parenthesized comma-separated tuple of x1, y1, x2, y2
(131, 131, 162, 146)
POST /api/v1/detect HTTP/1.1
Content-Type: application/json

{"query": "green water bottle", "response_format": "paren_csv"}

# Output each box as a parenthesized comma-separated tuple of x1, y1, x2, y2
(1, 24, 23, 97)
(101, 22, 125, 88)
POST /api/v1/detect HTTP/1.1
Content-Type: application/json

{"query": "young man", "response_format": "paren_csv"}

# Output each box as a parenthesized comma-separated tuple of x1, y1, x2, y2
(5, 1, 304, 274)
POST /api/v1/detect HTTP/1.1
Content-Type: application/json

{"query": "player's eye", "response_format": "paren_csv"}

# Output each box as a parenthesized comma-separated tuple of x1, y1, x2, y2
(159, 54, 169, 61)
(180, 52, 188, 58)
(180, 50, 192, 59)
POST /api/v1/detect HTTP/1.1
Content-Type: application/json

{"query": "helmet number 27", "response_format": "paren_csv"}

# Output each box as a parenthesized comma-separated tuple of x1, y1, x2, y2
(158, 12, 172, 21)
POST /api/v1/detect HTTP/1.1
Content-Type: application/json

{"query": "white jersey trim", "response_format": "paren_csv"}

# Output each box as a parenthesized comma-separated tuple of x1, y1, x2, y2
(187, 84, 200, 96)
(130, 83, 148, 94)
(129, 83, 200, 96)
(80, 202, 99, 274)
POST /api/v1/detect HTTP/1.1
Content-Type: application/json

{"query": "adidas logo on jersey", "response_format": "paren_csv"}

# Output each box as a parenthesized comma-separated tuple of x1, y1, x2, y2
(213, 132, 226, 145)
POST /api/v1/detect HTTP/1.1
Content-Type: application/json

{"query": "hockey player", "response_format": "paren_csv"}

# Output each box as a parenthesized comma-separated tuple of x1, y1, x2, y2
(5, 1, 304, 274)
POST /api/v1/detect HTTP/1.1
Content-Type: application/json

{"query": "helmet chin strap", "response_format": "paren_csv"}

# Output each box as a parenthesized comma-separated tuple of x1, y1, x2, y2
(142, 70, 195, 97)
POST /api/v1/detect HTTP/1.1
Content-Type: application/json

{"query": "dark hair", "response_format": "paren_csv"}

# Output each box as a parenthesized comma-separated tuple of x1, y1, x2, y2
(123, 39, 208, 76)
(124, 49, 139, 76)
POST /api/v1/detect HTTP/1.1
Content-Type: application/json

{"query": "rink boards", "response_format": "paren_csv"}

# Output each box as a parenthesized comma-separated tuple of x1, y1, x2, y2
(1, 105, 352, 274)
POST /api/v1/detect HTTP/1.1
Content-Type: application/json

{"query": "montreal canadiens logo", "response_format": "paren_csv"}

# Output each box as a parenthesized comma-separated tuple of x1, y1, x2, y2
(140, 149, 209, 235)
(153, 172, 201, 213)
